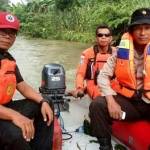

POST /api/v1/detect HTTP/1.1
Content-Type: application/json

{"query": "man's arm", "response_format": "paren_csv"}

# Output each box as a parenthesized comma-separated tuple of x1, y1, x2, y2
(17, 81, 53, 125)
(16, 64, 53, 124)
(16, 81, 43, 103)
(0, 104, 22, 120)
(97, 53, 117, 96)
(0, 103, 35, 141)
(73, 51, 89, 98)
(98, 53, 123, 120)
(15, 65, 43, 103)
(76, 52, 88, 90)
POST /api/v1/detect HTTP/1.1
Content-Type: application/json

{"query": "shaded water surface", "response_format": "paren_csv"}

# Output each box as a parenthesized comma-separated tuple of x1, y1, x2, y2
(10, 36, 90, 97)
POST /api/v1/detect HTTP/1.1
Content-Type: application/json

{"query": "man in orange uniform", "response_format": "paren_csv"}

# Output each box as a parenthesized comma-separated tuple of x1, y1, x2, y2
(89, 8, 150, 150)
(0, 12, 53, 150)
(75, 24, 116, 100)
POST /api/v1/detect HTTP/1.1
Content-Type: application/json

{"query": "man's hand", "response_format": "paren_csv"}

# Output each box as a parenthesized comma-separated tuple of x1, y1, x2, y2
(67, 89, 84, 98)
(76, 89, 84, 98)
(41, 102, 53, 126)
(12, 112, 35, 142)
(105, 95, 122, 120)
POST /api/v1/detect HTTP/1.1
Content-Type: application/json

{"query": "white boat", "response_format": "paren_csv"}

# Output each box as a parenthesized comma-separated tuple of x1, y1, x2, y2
(59, 96, 129, 150)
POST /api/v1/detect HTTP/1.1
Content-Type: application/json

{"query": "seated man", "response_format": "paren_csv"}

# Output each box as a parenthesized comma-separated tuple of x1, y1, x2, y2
(74, 24, 116, 100)
(89, 8, 150, 150)
(0, 12, 53, 150)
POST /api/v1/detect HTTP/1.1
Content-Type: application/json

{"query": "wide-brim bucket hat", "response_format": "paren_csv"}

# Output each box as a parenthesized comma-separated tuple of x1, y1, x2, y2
(129, 8, 150, 29)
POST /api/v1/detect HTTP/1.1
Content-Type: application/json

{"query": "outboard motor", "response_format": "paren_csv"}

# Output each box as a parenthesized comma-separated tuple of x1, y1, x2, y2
(39, 63, 69, 116)
(40, 63, 66, 95)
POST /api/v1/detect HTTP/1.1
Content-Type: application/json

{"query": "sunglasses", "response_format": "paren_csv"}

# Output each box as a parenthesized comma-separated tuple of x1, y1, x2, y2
(97, 33, 111, 37)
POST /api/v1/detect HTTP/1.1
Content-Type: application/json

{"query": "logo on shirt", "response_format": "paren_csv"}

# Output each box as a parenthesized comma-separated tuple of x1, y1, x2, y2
(6, 84, 15, 96)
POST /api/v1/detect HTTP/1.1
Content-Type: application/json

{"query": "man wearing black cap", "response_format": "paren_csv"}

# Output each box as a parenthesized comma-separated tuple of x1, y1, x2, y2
(89, 8, 150, 150)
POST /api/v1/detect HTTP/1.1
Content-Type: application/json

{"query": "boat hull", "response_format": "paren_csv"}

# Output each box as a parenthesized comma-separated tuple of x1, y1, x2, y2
(112, 121, 150, 150)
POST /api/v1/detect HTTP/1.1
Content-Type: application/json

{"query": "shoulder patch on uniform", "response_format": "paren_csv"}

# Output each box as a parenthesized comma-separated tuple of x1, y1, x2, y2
(119, 39, 130, 49)
(80, 55, 85, 64)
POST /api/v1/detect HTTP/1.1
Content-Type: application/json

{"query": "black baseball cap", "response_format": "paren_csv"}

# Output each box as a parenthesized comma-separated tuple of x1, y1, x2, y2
(129, 8, 150, 28)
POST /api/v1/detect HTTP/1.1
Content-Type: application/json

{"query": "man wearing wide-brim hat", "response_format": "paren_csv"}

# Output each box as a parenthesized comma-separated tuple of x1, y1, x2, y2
(89, 8, 150, 150)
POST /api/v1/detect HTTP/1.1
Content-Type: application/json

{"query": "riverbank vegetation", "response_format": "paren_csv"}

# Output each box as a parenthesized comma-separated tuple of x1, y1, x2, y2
(2, 0, 150, 43)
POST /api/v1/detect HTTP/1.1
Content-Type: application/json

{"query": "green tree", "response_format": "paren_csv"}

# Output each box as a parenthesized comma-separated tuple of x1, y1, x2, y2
(0, 0, 9, 11)
(8, 0, 150, 43)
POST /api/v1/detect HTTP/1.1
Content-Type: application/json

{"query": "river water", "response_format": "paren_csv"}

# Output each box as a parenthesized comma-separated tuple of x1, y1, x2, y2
(10, 36, 90, 98)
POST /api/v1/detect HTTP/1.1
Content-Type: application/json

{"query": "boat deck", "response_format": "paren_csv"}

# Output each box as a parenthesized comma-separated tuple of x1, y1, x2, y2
(60, 97, 128, 150)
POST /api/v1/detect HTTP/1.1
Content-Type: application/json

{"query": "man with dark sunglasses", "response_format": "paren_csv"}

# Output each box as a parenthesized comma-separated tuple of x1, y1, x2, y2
(72, 24, 116, 100)
(89, 8, 150, 150)
(0, 12, 54, 150)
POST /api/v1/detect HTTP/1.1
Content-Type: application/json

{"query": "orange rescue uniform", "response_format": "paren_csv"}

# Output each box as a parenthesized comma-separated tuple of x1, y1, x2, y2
(0, 56, 16, 104)
(76, 45, 116, 99)
(113, 33, 150, 100)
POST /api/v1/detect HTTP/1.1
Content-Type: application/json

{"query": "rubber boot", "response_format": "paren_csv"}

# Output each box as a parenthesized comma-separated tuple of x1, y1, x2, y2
(98, 138, 113, 150)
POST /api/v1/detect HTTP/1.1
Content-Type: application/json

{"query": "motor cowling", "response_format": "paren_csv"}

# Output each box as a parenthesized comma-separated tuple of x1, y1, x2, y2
(39, 63, 66, 95)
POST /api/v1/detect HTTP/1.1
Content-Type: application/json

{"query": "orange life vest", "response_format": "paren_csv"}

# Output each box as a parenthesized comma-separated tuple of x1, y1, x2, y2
(76, 45, 116, 99)
(0, 55, 16, 104)
(113, 33, 150, 99)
